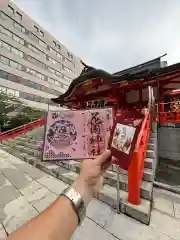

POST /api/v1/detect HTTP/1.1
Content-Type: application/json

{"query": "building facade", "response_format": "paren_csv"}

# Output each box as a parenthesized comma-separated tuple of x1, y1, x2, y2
(0, 0, 82, 110)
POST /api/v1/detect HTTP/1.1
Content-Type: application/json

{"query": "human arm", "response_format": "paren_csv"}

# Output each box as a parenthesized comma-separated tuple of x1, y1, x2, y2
(8, 150, 112, 240)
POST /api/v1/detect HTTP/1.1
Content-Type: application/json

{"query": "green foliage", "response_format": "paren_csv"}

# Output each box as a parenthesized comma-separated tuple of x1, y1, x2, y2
(0, 92, 45, 132)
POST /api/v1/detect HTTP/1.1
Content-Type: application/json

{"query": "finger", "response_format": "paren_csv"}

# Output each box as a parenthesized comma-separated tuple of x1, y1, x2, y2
(96, 149, 111, 166)
(102, 161, 111, 172)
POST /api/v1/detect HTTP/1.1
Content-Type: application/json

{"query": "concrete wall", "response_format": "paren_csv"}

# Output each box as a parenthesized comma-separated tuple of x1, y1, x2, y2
(158, 125, 180, 161)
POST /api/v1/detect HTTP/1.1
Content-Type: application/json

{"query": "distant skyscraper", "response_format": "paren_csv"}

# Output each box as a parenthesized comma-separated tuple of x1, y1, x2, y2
(0, 0, 82, 110)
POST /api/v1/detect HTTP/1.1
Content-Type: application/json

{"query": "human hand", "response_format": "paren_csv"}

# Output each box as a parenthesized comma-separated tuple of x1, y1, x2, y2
(72, 150, 112, 206)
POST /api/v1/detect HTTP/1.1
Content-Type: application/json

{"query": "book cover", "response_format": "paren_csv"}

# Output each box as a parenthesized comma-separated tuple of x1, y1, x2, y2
(108, 109, 144, 170)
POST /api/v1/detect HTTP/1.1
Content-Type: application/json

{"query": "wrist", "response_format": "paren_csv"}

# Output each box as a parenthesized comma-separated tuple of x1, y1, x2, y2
(72, 176, 93, 207)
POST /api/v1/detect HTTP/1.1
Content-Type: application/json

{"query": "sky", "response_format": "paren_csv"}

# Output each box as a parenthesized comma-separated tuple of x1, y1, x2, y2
(12, 0, 180, 72)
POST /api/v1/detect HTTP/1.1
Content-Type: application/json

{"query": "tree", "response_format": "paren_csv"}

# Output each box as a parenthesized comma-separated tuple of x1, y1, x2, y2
(0, 92, 45, 132)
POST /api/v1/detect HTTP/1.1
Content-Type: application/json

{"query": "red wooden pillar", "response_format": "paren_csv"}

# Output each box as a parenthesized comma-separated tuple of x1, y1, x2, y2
(159, 88, 164, 112)
(139, 89, 142, 107)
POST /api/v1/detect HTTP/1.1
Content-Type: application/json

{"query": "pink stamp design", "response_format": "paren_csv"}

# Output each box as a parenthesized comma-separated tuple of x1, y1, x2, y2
(43, 108, 113, 160)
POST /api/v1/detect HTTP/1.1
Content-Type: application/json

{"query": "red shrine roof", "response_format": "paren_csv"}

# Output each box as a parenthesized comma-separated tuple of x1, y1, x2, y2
(51, 55, 180, 107)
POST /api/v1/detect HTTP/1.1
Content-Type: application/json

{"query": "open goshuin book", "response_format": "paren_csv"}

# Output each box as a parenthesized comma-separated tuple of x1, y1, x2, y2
(43, 108, 114, 160)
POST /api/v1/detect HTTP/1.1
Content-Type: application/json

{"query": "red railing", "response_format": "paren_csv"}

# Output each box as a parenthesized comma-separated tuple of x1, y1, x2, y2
(159, 111, 180, 123)
(0, 118, 45, 142)
(128, 105, 151, 205)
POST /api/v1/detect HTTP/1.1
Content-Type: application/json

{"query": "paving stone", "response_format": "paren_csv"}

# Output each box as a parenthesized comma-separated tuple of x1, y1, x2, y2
(0, 180, 20, 207)
(0, 173, 6, 187)
(0, 196, 38, 234)
(86, 199, 112, 227)
(0, 160, 17, 170)
(73, 218, 117, 240)
(174, 203, 180, 219)
(37, 175, 69, 195)
(158, 233, 174, 240)
(120, 190, 151, 224)
(33, 191, 57, 212)
(18, 163, 48, 180)
(1, 168, 32, 190)
(150, 210, 180, 240)
(153, 188, 180, 203)
(1, 154, 25, 166)
(0, 222, 7, 238)
(154, 197, 174, 216)
(20, 181, 51, 204)
(105, 211, 158, 240)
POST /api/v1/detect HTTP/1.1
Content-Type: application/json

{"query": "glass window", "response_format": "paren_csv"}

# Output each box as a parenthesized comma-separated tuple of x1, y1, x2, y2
(56, 71, 62, 77)
(57, 44, 61, 50)
(55, 81, 60, 86)
(7, 88, 15, 96)
(53, 41, 56, 46)
(15, 90, 19, 97)
(50, 47, 56, 55)
(27, 68, 36, 76)
(12, 34, 19, 43)
(0, 86, 6, 93)
(19, 51, 23, 58)
(48, 67, 55, 74)
(0, 12, 9, 20)
(64, 75, 71, 81)
(9, 60, 19, 69)
(19, 38, 25, 45)
(0, 25, 4, 33)
(40, 30, 44, 37)
(0, 70, 8, 79)
(3, 28, 12, 38)
(39, 40, 47, 48)
(57, 53, 62, 59)
(0, 55, 9, 65)
(15, 12, 22, 20)
(21, 26, 26, 33)
(11, 47, 19, 55)
(18, 64, 22, 70)
(36, 72, 44, 80)
(8, 5, 14, 14)
(14, 22, 22, 31)
(48, 77, 54, 84)
(28, 44, 37, 53)
(49, 57, 58, 65)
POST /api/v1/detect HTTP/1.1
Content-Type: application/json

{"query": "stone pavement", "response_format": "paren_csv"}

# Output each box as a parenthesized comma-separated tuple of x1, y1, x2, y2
(0, 149, 180, 240)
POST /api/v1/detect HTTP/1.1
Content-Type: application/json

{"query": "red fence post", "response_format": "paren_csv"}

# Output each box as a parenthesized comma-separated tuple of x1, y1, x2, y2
(128, 107, 151, 205)
(128, 151, 141, 205)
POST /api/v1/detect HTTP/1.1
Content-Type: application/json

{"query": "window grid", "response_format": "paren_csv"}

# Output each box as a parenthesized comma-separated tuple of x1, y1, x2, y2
(0, 11, 75, 68)
(0, 39, 24, 58)
(0, 69, 61, 96)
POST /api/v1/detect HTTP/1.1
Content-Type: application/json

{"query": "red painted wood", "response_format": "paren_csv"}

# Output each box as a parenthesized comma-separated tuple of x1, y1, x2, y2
(0, 118, 45, 141)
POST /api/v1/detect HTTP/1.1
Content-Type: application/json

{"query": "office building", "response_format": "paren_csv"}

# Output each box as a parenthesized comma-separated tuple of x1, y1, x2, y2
(0, 0, 82, 110)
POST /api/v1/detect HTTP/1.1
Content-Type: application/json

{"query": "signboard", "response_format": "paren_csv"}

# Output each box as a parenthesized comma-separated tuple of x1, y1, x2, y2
(43, 108, 113, 160)
(108, 109, 144, 170)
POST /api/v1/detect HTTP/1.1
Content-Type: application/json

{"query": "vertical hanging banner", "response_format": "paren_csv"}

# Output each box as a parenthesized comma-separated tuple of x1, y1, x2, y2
(43, 108, 113, 160)
(108, 109, 144, 170)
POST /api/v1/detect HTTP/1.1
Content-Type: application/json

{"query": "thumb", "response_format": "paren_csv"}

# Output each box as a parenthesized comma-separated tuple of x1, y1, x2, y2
(96, 149, 111, 166)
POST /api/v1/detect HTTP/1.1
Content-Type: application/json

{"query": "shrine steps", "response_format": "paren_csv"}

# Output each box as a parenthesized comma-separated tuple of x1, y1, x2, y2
(1, 139, 154, 201)
(0, 126, 157, 225)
